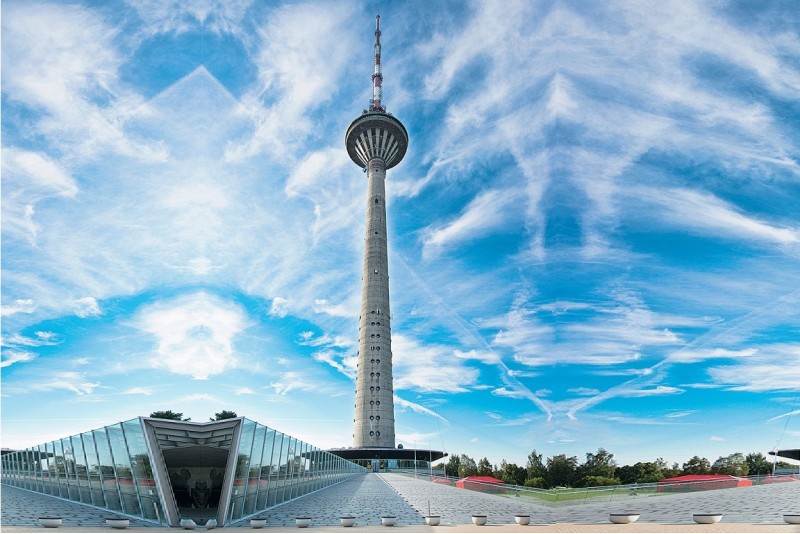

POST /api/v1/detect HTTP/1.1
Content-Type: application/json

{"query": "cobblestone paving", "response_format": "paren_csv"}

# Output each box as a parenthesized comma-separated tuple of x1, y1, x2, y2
(555, 480, 800, 524)
(230, 473, 424, 528)
(0, 486, 155, 528)
(3, 475, 799, 527)
(380, 474, 800, 525)
(379, 474, 556, 525)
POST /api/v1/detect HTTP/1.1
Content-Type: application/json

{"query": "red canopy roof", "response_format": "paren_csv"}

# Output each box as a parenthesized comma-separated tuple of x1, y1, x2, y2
(459, 476, 505, 484)
(660, 474, 737, 482)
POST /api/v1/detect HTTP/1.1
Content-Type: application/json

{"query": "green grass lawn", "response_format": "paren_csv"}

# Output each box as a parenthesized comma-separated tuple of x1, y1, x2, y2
(499, 485, 659, 504)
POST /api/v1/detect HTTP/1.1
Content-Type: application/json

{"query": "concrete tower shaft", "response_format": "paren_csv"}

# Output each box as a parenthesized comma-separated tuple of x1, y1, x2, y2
(352, 157, 394, 448)
(345, 16, 408, 449)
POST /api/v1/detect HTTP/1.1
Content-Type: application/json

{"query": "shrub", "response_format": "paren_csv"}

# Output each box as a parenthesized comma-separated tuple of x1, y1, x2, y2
(577, 476, 621, 487)
(523, 477, 547, 488)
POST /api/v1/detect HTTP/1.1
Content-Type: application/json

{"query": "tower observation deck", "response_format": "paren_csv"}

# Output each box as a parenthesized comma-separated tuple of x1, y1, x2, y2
(333, 16, 445, 466)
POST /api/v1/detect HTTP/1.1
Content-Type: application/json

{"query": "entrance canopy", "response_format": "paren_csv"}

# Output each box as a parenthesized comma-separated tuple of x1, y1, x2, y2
(769, 448, 800, 461)
(327, 447, 446, 462)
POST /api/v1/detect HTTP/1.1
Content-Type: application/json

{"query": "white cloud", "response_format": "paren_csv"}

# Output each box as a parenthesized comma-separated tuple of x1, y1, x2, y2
(617, 385, 685, 398)
(234, 387, 255, 396)
(1, 2, 166, 161)
(491, 387, 527, 399)
(493, 291, 681, 367)
(392, 334, 480, 394)
(394, 395, 448, 423)
(125, 0, 254, 37)
(0, 299, 37, 317)
(768, 409, 800, 422)
(312, 350, 356, 380)
(134, 292, 250, 380)
(1, 350, 38, 368)
(270, 371, 315, 396)
(74, 297, 101, 318)
(710, 436, 726, 442)
(631, 187, 800, 247)
(179, 393, 220, 402)
(702, 344, 800, 393)
(568, 387, 600, 396)
(269, 297, 289, 318)
(313, 298, 356, 319)
(124, 387, 154, 395)
(2, 331, 60, 348)
(30, 372, 100, 396)
(1, 148, 77, 198)
(666, 410, 696, 419)
(453, 349, 500, 365)
(285, 148, 361, 244)
(669, 347, 757, 364)
(422, 189, 518, 259)
(605, 416, 688, 426)
(226, 2, 357, 160)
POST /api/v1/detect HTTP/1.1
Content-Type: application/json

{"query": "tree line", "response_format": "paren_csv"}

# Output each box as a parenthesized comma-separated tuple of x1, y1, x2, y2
(434, 448, 793, 488)
(148, 410, 238, 421)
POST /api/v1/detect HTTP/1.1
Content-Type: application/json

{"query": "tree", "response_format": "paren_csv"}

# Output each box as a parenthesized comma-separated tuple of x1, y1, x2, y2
(574, 448, 619, 487)
(615, 460, 664, 485)
(745, 452, 772, 476)
(614, 464, 636, 485)
(149, 410, 191, 421)
(210, 410, 238, 421)
(444, 455, 461, 477)
(477, 457, 493, 476)
(526, 449, 546, 479)
(579, 448, 617, 479)
(457, 454, 478, 478)
(711, 453, 748, 476)
(497, 460, 526, 486)
(682, 456, 710, 475)
(662, 460, 682, 479)
(545, 454, 579, 488)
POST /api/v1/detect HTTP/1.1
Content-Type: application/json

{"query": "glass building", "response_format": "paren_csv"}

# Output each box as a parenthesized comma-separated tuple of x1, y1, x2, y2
(1, 416, 365, 527)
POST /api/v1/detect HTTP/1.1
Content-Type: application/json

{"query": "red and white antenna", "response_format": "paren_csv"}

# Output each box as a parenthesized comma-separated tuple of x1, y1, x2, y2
(370, 15, 385, 112)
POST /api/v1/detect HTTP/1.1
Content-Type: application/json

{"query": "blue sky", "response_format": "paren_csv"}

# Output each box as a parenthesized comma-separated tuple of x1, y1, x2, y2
(2, 0, 799, 468)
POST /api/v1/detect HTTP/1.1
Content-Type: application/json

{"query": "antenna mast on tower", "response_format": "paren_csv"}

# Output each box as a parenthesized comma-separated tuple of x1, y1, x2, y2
(370, 15, 385, 112)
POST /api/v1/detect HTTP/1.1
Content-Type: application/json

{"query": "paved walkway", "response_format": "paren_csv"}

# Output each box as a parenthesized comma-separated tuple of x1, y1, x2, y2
(229, 473, 423, 528)
(0, 485, 154, 528)
(380, 474, 800, 525)
(379, 474, 553, 525)
(553, 479, 800, 525)
(2, 475, 799, 530)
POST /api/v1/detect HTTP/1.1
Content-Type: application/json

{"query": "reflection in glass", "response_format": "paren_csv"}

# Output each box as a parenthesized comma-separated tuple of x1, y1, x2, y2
(107, 423, 142, 516)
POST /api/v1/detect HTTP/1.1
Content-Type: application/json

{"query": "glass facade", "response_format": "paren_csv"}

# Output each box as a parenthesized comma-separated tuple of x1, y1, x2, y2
(224, 418, 363, 522)
(1, 417, 365, 526)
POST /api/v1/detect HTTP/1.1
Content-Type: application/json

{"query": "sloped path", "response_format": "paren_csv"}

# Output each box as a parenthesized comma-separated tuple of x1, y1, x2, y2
(379, 473, 800, 525)
(379, 474, 556, 525)
(230, 473, 424, 527)
(3, 475, 799, 528)
(0, 485, 154, 528)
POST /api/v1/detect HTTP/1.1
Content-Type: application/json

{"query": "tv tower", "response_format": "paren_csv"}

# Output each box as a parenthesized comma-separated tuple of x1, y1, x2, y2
(345, 15, 408, 449)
